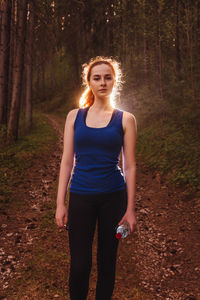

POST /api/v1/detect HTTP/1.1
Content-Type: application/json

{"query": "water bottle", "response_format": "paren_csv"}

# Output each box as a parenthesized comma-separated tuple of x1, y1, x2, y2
(116, 222, 130, 239)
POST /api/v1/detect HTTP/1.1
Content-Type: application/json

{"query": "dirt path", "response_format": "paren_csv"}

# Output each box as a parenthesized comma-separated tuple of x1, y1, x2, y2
(0, 114, 199, 300)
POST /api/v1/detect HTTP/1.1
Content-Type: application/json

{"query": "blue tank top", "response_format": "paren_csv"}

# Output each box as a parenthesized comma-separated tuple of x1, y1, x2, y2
(69, 107, 126, 194)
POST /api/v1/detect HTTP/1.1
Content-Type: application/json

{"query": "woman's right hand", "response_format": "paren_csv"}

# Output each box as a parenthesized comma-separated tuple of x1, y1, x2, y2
(55, 204, 68, 228)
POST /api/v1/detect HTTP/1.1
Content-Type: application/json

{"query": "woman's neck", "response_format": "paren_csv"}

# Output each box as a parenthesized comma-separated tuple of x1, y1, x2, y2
(90, 97, 113, 112)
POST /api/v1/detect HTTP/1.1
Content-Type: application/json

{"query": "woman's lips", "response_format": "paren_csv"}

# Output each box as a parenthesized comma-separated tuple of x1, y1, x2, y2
(99, 89, 107, 92)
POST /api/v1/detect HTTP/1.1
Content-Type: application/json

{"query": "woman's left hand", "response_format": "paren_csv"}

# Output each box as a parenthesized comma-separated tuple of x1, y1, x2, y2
(118, 209, 137, 233)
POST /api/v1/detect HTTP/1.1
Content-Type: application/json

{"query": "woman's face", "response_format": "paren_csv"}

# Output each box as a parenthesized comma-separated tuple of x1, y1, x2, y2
(89, 64, 115, 99)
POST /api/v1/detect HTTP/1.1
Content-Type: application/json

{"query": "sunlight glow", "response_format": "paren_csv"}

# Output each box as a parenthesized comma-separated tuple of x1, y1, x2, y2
(110, 88, 116, 108)
(79, 87, 90, 108)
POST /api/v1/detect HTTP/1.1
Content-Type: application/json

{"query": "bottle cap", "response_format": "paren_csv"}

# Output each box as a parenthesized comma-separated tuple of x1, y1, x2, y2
(116, 233, 122, 239)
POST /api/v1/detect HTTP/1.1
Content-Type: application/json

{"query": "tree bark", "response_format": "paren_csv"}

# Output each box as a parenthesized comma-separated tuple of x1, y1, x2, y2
(25, 0, 34, 130)
(7, 0, 27, 142)
(184, 2, 195, 100)
(7, 0, 17, 122)
(143, 0, 148, 81)
(0, 0, 12, 125)
(120, 0, 126, 66)
(155, 0, 163, 98)
(174, 0, 181, 79)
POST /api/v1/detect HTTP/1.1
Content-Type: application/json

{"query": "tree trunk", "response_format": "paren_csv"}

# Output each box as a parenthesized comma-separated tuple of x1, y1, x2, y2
(41, 60, 46, 101)
(7, 0, 27, 143)
(0, 0, 11, 125)
(155, 1, 163, 99)
(7, 0, 17, 122)
(25, 0, 34, 130)
(120, 0, 126, 66)
(174, 0, 181, 79)
(105, 0, 113, 56)
(143, 0, 148, 81)
(184, 2, 195, 101)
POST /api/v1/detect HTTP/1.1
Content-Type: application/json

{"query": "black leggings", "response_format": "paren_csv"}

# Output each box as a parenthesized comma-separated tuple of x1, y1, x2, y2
(68, 189, 127, 300)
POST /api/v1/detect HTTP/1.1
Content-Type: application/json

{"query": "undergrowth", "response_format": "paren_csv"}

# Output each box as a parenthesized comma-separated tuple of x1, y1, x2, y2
(0, 111, 57, 210)
(135, 93, 200, 195)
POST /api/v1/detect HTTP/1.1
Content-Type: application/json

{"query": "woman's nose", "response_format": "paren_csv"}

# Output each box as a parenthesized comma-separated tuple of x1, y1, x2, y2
(100, 78, 106, 85)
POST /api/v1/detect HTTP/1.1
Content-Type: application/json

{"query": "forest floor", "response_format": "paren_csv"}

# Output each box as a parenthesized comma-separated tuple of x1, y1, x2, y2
(0, 114, 200, 300)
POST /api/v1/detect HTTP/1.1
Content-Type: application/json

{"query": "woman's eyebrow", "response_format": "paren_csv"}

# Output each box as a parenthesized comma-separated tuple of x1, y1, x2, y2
(92, 73, 112, 77)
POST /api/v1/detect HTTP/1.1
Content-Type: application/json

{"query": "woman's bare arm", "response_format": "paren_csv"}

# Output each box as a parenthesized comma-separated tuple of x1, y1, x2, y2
(55, 108, 78, 227)
(118, 111, 137, 232)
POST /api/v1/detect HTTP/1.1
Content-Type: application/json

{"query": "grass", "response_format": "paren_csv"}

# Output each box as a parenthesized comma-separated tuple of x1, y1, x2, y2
(0, 111, 58, 211)
(135, 94, 200, 195)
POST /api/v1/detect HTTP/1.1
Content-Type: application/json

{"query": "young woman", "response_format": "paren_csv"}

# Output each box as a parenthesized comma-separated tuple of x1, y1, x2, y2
(55, 56, 137, 300)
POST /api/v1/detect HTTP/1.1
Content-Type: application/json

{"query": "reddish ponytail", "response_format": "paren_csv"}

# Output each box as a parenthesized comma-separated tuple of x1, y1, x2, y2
(80, 88, 95, 108)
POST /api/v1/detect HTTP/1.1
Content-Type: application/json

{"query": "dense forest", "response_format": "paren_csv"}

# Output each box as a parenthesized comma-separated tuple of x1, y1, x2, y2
(0, 0, 200, 193)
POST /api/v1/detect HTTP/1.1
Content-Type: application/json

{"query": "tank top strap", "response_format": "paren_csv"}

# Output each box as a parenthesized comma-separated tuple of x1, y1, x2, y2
(112, 108, 124, 132)
(74, 108, 86, 129)
(113, 108, 123, 121)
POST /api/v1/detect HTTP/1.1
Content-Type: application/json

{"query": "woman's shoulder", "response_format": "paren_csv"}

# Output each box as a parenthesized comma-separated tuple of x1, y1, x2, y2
(120, 109, 137, 131)
(64, 108, 80, 126)
(67, 108, 79, 118)
(66, 108, 79, 122)
(118, 109, 136, 122)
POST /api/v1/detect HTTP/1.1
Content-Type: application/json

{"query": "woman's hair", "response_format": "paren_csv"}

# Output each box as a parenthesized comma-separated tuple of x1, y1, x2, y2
(79, 56, 122, 108)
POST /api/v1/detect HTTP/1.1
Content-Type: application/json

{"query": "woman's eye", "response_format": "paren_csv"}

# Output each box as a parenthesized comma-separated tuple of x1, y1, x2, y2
(92, 76, 112, 81)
